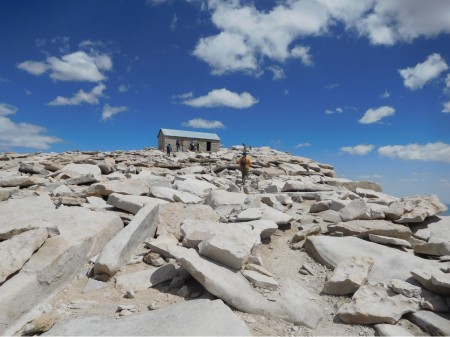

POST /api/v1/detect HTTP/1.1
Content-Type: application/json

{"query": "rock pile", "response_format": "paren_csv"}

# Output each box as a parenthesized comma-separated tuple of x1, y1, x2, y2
(0, 146, 449, 336)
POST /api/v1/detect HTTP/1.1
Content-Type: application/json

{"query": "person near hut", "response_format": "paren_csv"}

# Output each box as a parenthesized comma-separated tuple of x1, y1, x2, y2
(236, 151, 251, 185)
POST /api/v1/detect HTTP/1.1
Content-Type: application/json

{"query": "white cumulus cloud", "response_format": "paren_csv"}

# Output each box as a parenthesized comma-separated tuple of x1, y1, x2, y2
(0, 103, 61, 150)
(267, 65, 286, 80)
(0, 103, 18, 116)
(378, 142, 450, 164)
(354, 0, 450, 45)
(48, 83, 106, 106)
(341, 144, 375, 156)
(193, 0, 450, 75)
(359, 106, 395, 124)
(101, 104, 128, 121)
(182, 118, 225, 129)
(17, 61, 48, 75)
(443, 101, 450, 113)
(295, 143, 311, 148)
(181, 88, 258, 109)
(18, 51, 112, 82)
(193, 1, 320, 75)
(399, 53, 448, 90)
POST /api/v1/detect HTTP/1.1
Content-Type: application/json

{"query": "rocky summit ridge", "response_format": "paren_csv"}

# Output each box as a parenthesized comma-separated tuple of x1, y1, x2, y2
(0, 146, 449, 336)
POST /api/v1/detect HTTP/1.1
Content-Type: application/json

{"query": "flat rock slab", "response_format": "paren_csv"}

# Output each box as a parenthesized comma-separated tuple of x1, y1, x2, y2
(338, 285, 419, 324)
(156, 203, 219, 239)
(339, 199, 372, 222)
(374, 323, 414, 336)
(260, 204, 294, 225)
(240, 219, 278, 239)
(0, 187, 18, 202)
(281, 181, 334, 192)
(328, 220, 412, 240)
(412, 216, 450, 256)
(411, 265, 450, 296)
(204, 190, 248, 217)
(0, 196, 56, 240)
(241, 269, 278, 290)
(322, 256, 373, 295)
(174, 178, 217, 197)
(61, 163, 101, 176)
(44, 299, 251, 336)
(369, 233, 411, 247)
(0, 204, 123, 336)
(88, 180, 151, 196)
(0, 175, 46, 188)
(0, 228, 48, 283)
(107, 193, 168, 214)
(305, 236, 440, 283)
(115, 264, 177, 293)
(407, 310, 450, 336)
(167, 245, 324, 328)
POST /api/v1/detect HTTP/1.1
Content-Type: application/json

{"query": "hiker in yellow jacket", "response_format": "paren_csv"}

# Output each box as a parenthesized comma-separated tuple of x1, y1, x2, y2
(236, 152, 251, 184)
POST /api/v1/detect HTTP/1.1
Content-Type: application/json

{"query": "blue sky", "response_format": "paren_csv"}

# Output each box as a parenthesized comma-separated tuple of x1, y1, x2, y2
(1, 0, 450, 203)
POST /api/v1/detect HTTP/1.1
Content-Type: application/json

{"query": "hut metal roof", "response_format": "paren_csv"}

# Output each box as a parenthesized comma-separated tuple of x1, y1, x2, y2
(158, 128, 220, 141)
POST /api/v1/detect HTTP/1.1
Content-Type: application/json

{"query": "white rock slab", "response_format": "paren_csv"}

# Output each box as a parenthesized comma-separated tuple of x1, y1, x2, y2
(339, 199, 372, 222)
(0, 175, 46, 188)
(322, 257, 373, 295)
(107, 193, 168, 214)
(174, 178, 217, 197)
(198, 234, 255, 270)
(172, 190, 203, 204)
(0, 187, 18, 202)
(411, 265, 450, 296)
(115, 264, 177, 293)
(241, 270, 278, 290)
(94, 204, 159, 277)
(281, 181, 335, 192)
(44, 299, 251, 336)
(388, 279, 422, 298)
(338, 284, 419, 324)
(408, 310, 450, 336)
(61, 163, 101, 177)
(88, 179, 151, 196)
(0, 228, 48, 283)
(240, 219, 278, 239)
(390, 195, 448, 223)
(149, 186, 177, 202)
(374, 324, 414, 336)
(145, 234, 179, 258)
(328, 220, 412, 240)
(305, 236, 441, 283)
(0, 206, 122, 336)
(130, 172, 173, 189)
(236, 207, 263, 221)
(260, 203, 294, 225)
(204, 190, 248, 217)
(412, 216, 450, 256)
(369, 234, 412, 247)
(167, 245, 324, 328)
(156, 203, 219, 239)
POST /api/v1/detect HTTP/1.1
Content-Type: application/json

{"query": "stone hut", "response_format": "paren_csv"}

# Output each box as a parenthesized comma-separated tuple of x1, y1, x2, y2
(157, 128, 221, 152)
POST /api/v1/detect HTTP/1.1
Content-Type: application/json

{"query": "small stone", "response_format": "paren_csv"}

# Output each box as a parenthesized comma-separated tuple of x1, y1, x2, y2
(127, 255, 144, 265)
(119, 309, 133, 316)
(117, 304, 135, 312)
(124, 290, 135, 299)
(245, 317, 256, 323)
(177, 285, 191, 298)
(148, 301, 159, 310)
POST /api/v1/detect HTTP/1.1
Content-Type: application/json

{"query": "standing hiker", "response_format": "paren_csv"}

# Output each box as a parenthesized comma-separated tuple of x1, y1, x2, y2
(236, 151, 251, 185)
(166, 143, 172, 156)
(176, 139, 180, 152)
